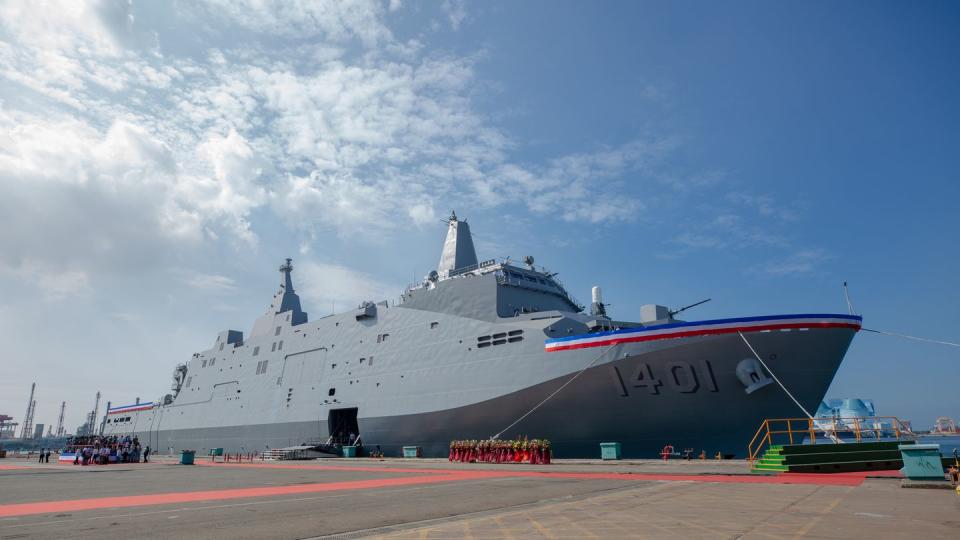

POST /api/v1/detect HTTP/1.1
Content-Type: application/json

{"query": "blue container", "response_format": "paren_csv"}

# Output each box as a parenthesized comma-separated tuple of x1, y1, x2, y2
(209, 448, 223, 456)
(899, 444, 944, 480)
(402, 446, 422, 458)
(342, 445, 357, 458)
(179, 450, 195, 465)
(600, 442, 622, 460)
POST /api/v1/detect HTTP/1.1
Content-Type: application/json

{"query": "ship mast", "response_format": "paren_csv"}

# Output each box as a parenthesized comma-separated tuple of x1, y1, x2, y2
(437, 211, 478, 279)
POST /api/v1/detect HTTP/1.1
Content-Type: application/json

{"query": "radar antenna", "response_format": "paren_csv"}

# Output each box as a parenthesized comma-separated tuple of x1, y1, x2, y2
(669, 298, 711, 318)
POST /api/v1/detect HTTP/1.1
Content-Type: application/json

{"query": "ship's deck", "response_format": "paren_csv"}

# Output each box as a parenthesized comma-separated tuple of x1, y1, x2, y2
(0, 456, 955, 539)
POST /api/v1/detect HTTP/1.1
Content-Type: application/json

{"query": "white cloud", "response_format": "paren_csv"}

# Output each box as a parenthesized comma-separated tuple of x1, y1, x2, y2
(442, 0, 467, 31)
(189, 129, 269, 246)
(185, 0, 392, 46)
(408, 203, 437, 227)
(1, 259, 91, 301)
(0, 110, 269, 296)
(727, 191, 801, 221)
(298, 261, 401, 311)
(2, 0, 662, 264)
(490, 138, 677, 223)
(0, 0, 134, 57)
(274, 171, 406, 238)
(750, 249, 830, 277)
(185, 273, 238, 293)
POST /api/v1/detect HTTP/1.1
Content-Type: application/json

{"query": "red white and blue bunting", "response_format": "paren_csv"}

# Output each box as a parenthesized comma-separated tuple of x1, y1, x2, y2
(545, 313, 862, 353)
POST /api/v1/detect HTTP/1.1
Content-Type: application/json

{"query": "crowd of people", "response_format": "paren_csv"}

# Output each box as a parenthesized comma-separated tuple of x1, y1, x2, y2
(449, 438, 552, 464)
(65, 435, 151, 465)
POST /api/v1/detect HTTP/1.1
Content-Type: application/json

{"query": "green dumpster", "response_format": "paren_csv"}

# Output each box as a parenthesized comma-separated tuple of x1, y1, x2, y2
(179, 450, 196, 465)
(402, 446, 422, 458)
(600, 442, 621, 460)
(342, 445, 357, 458)
(209, 448, 223, 456)
(899, 444, 944, 481)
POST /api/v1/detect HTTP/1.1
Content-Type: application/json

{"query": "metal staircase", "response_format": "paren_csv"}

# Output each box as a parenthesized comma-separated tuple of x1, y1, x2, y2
(751, 445, 788, 473)
(748, 416, 918, 474)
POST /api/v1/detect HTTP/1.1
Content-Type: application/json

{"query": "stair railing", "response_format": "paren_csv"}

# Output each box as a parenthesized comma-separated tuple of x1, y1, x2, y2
(748, 416, 916, 464)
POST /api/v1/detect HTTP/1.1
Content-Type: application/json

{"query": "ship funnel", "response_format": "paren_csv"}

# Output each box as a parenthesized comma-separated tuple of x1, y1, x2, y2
(437, 211, 478, 279)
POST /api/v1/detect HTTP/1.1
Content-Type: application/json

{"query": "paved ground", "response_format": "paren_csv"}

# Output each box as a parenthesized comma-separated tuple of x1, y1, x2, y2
(0, 457, 957, 539)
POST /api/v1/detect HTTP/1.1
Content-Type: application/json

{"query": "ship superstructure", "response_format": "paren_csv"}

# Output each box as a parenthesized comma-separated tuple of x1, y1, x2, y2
(104, 212, 861, 458)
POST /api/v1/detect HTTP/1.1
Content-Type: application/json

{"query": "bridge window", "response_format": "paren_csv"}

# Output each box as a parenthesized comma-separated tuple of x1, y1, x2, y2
(253, 346, 260, 356)
(271, 342, 277, 352)
(275, 326, 281, 336)
(202, 359, 207, 368)
(277, 340, 283, 351)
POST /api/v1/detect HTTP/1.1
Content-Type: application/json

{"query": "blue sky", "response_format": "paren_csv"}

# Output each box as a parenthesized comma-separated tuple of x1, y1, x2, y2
(0, 1, 957, 433)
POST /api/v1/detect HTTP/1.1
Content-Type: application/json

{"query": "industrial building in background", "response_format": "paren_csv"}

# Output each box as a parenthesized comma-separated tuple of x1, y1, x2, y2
(0, 415, 17, 440)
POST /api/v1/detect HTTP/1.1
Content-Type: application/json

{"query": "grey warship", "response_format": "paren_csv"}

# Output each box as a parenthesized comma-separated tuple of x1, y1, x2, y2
(103, 212, 861, 458)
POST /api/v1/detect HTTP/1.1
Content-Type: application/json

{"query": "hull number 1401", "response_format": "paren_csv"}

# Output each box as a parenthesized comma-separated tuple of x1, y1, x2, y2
(608, 360, 719, 396)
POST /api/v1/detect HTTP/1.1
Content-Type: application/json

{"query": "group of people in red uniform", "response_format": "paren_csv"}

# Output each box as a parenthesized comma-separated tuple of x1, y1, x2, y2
(449, 438, 552, 464)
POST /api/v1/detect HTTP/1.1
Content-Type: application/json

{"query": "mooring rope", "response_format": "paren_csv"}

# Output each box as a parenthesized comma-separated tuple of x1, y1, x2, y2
(490, 344, 618, 440)
(738, 331, 814, 420)
(862, 328, 960, 348)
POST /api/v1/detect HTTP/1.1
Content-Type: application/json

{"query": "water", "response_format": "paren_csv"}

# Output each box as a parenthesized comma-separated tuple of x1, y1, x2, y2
(918, 435, 960, 458)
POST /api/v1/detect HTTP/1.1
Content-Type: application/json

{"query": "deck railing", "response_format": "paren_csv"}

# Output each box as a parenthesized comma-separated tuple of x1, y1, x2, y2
(747, 416, 917, 463)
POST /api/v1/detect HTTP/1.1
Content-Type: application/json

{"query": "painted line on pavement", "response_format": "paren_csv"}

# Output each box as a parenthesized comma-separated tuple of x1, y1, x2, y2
(0, 464, 880, 518)
(0, 474, 466, 518)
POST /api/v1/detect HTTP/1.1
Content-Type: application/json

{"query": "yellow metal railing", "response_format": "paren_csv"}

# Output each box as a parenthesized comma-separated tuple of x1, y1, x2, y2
(747, 416, 916, 463)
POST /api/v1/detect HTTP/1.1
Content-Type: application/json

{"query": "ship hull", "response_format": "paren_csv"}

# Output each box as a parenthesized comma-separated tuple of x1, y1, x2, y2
(133, 326, 855, 459)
